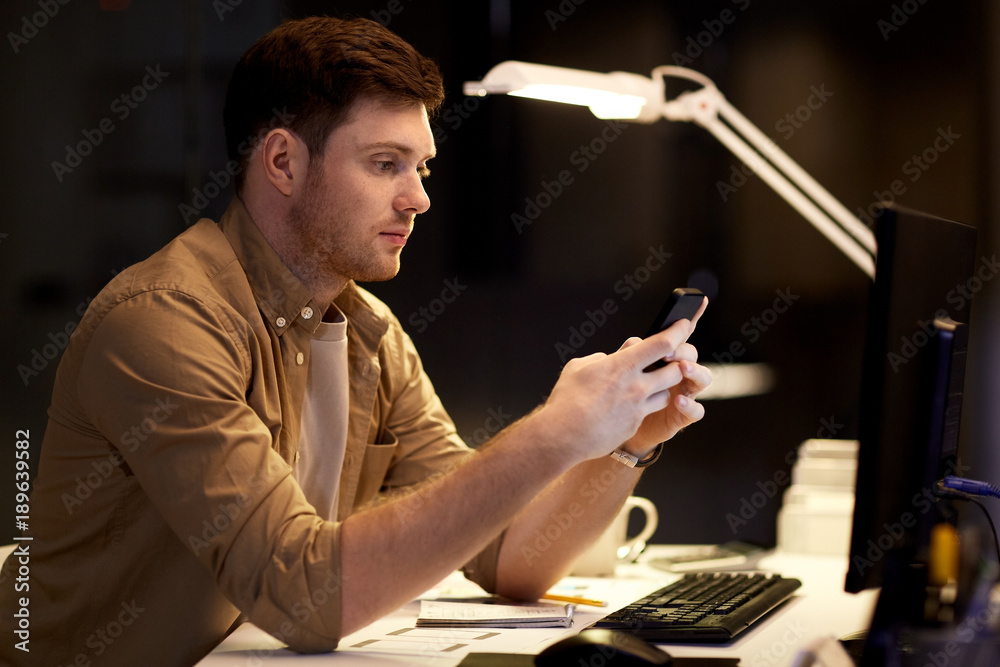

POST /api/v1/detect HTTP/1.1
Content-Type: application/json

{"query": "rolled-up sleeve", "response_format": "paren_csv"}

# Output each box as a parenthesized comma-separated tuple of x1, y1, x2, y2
(76, 287, 344, 652)
(373, 314, 507, 594)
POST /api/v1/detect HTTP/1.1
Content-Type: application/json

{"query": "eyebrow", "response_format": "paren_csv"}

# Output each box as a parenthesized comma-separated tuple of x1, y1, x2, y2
(361, 141, 436, 161)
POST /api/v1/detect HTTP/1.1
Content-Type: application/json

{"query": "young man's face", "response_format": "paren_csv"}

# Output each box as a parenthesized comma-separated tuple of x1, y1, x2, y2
(285, 97, 436, 290)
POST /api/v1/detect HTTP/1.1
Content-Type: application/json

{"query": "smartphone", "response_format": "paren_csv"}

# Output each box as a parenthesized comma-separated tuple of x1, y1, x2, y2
(644, 287, 705, 371)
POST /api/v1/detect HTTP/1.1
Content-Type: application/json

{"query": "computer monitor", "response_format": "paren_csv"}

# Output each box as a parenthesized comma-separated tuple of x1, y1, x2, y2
(846, 203, 977, 593)
(844, 204, 978, 659)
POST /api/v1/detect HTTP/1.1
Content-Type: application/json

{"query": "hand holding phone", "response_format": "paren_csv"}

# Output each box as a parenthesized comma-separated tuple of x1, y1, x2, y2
(644, 287, 705, 371)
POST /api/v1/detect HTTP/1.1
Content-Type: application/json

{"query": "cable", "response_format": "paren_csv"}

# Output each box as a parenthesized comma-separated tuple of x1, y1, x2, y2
(651, 65, 717, 91)
(934, 480, 1000, 569)
(968, 497, 1000, 568)
(942, 476, 1000, 499)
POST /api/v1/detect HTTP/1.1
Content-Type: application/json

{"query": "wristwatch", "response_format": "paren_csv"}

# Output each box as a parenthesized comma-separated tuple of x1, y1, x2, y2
(609, 443, 663, 468)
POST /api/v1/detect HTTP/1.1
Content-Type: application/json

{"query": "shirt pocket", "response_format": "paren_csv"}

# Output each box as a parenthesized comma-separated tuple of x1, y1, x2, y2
(352, 432, 399, 510)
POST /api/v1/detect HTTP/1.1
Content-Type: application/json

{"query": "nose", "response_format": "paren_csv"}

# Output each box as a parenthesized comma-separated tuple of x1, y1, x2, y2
(395, 174, 431, 216)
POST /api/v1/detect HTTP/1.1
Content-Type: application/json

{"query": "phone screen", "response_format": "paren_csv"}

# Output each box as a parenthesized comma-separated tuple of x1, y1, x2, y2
(644, 288, 705, 371)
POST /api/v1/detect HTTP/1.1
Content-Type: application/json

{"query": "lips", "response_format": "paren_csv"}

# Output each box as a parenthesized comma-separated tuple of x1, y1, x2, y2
(379, 227, 411, 245)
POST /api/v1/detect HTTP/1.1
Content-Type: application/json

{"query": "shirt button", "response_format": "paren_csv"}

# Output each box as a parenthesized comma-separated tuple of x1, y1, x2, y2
(276, 316, 287, 328)
(296, 352, 305, 365)
(301, 307, 314, 320)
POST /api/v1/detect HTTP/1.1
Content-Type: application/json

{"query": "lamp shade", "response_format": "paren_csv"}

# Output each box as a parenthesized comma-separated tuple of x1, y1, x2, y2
(464, 61, 663, 122)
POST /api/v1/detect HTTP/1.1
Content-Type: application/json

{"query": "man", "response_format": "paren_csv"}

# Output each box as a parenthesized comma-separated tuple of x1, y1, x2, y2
(0, 15, 710, 665)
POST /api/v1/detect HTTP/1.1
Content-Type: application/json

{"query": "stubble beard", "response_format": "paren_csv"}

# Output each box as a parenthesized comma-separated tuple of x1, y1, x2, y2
(285, 171, 403, 293)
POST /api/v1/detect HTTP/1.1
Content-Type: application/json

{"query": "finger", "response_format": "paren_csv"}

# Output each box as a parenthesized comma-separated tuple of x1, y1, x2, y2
(641, 337, 697, 376)
(675, 361, 713, 397)
(675, 394, 706, 424)
(670, 342, 699, 364)
(617, 336, 643, 351)
(563, 351, 607, 370)
(643, 296, 708, 360)
(643, 364, 685, 405)
(630, 319, 693, 368)
(689, 296, 708, 328)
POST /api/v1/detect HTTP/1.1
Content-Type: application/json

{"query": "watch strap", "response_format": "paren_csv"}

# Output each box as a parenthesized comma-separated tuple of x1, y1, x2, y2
(609, 442, 663, 468)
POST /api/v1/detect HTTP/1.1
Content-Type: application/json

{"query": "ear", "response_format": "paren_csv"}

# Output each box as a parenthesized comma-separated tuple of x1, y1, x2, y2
(258, 128, 308, 197)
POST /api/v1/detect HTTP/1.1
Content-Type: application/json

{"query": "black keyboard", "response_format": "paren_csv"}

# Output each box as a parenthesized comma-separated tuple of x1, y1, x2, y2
(594, 572, 802, 642)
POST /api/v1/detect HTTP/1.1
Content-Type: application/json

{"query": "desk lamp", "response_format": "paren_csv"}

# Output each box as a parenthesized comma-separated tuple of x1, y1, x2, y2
(463, 61, 876, 279)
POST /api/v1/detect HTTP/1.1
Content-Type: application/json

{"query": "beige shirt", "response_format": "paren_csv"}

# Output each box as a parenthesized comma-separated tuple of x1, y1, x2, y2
(0, 198, 502, 665)
(295, 312, 350, 521)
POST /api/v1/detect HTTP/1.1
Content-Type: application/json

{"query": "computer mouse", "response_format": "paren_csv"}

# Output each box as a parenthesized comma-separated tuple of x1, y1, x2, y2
(535, 629, 672, 666)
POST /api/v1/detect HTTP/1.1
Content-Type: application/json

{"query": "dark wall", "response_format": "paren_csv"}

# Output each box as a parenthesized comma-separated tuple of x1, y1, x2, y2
(1, 0, 995, 549)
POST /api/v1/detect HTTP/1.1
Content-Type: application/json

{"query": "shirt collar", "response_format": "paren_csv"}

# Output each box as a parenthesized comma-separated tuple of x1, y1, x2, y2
(218, 196, 324, 337)
(334, 281, 389, 343)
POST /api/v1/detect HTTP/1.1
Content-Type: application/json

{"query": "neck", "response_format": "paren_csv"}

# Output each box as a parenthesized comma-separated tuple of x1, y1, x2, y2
(239, 190, 347, 312)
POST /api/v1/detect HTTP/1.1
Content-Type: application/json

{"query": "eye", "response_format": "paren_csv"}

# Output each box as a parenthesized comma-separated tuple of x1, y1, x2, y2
(417, 165, 431, 180)
(374, 160, 395, 172)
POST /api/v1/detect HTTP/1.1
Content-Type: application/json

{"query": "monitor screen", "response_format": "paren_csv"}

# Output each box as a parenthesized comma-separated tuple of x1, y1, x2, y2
(845, 204, 978, 597)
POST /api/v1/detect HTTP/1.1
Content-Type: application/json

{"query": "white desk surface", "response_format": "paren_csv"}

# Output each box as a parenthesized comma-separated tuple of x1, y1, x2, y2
(0, 542, 875, 664)
(196, 547, 879, 666)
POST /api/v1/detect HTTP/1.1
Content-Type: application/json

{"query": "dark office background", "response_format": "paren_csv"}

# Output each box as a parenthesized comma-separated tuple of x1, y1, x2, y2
(1, 0, 998, 551)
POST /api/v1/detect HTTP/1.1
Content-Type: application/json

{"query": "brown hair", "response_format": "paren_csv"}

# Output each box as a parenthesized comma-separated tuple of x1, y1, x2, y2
(223, 16, 445, 191)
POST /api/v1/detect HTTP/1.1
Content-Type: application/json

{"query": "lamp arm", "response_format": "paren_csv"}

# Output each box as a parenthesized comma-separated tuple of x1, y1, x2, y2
(716, 96, 876, 255)
(703, 112, 876, 278)
(656, 74, 876, 278)
(462, 61, 877, 278)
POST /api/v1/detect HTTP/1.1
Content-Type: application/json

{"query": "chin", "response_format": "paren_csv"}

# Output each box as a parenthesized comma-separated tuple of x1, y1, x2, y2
(355, 266, 401, 284)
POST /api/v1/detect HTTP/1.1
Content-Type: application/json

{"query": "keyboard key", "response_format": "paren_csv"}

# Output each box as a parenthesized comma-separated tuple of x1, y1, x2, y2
(595, 572, 802, 642)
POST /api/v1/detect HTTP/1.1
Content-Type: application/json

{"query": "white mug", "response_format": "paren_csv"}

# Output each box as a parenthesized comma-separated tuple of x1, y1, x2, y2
(571, 496, 658, 577)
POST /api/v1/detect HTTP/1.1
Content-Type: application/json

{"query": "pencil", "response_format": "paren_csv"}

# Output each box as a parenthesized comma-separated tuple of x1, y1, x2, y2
(541, 593, 608, 607)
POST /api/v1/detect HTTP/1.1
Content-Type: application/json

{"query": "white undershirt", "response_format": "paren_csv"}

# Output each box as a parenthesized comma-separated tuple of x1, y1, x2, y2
(294, 307, 350, 521)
